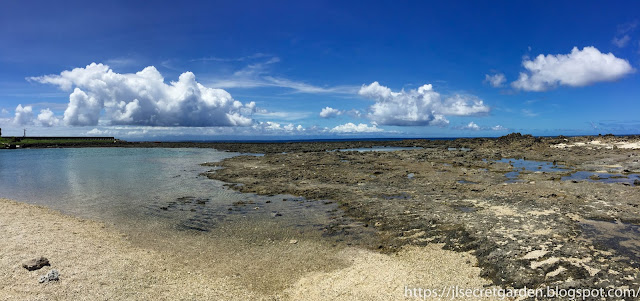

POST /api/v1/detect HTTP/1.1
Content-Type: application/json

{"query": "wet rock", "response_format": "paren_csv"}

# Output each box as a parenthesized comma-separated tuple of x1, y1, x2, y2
(204, 135, 640, 290)
(270, 212, 282, 218)
(38, 269, 59, 283)
(22, 257, 50, 271)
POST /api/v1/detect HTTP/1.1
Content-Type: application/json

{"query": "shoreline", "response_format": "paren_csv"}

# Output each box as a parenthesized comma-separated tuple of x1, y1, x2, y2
(0, 198, 494, 300)
(2, 133, 639, 153)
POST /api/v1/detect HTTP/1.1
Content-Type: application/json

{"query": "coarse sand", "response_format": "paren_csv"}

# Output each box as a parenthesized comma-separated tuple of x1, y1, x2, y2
(0, 198, 494, 300)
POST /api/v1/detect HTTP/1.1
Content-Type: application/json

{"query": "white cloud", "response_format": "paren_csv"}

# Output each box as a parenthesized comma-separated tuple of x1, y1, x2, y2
(463, 122, 480, 130)
(612, 35, 631, 48)
(329, 122, 383, 133)
(347, 109, 362, 118)
(87, 128, 108, 135)
(484, 73, 506, 87)
(491, 125, 507, 131)
(253, 110, 311, 121)
(437, 94, 491, 116)
(30, 63, 256, 127)
(358, 82, 489, 126)
(511, 46, 635, 91)
(319, 107, 343, 118)
(522, 109, 538, 117)
(1, 108, 8, 115)
(37, 108, 60, 127)
(252, 121, 305, 133)
(13, 104, 34, 125)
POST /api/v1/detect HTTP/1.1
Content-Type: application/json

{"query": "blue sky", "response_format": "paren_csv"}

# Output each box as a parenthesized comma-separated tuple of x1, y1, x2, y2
(1, 1, 639, 140)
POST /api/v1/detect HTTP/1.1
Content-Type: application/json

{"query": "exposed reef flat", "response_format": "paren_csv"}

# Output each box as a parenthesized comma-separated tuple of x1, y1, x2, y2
(204, 134, 640, 291)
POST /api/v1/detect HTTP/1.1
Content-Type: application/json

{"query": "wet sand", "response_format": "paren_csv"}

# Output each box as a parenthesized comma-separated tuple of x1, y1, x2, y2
(0, 198, 493, 300)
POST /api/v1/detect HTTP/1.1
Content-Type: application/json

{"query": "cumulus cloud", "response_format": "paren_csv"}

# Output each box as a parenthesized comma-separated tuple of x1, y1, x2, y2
(484, 73, 506, 87)
(30, 63, 256, 127)
(252, 121, 305, 133)
(319, 107, 343, 118)
(463, 122, 480, 130)
(37, 108, 60, 127)
(13, 104, 34, 125)
(329, 122, 383, 133)
(511, 46, 635, 91)
(358, 82, 489, 126)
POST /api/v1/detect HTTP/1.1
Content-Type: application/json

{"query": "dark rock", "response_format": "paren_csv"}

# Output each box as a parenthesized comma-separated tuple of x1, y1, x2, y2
(22, 257, 50, 271)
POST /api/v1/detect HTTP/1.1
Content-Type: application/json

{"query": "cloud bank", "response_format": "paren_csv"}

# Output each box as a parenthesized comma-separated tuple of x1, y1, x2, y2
(511, 46, 634, 91)
(358, 82, 489, 126)
(30, 63, 256, 127)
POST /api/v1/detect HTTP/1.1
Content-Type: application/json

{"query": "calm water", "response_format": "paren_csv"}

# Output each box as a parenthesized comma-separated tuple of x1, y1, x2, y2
(0, 147, 380, 293)
(562, 171, 640, 186)
(0, 148, 236, 219)
(496, 158, 570, 183)
(0, 148, 357, 239)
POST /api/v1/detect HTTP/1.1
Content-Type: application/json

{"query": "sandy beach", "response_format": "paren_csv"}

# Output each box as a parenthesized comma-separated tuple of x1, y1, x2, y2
(0, 198, 494, 300)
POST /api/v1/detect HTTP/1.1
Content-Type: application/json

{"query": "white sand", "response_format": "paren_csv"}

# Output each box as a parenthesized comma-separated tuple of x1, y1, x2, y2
(287, 246, 496, 300)
(552, 139, 640, 150)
